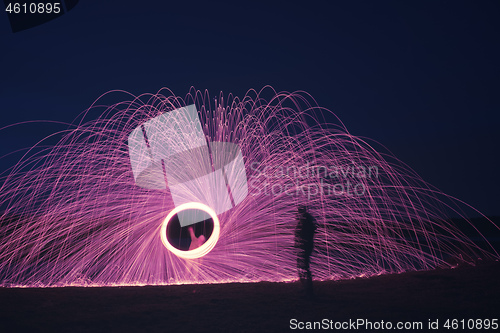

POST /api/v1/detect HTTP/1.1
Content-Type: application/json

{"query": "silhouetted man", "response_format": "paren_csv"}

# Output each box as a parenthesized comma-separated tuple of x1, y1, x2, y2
(294, 206, 316, 297)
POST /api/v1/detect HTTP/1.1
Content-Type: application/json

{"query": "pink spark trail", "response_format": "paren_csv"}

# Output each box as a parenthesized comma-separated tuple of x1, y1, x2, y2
(0, 86, 497, 287)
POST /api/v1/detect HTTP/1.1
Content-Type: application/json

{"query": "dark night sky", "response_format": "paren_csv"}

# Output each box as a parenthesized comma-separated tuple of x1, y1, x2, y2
(0, 1, 498, 217)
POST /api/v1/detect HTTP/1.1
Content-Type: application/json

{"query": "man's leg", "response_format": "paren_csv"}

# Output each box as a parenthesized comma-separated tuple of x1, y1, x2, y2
(297, 248, 307, 286)
(304, 247, 313, 297)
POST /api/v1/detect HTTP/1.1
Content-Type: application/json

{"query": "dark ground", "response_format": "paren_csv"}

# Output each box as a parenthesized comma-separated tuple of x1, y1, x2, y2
(1, 261, 499, 333)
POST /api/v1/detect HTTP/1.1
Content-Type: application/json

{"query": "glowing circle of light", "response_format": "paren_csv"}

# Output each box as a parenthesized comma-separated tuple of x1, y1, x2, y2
(160, 202, 220, 259)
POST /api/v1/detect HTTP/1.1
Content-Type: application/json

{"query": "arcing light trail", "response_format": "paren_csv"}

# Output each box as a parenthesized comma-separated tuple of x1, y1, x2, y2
(0, 87, 497, 287)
